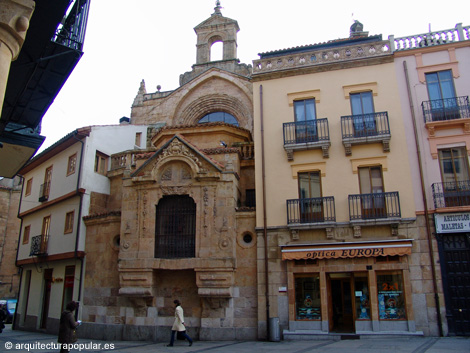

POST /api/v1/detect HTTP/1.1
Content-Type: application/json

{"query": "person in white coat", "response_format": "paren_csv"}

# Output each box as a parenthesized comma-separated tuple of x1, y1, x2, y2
(167, 299, 193, 347)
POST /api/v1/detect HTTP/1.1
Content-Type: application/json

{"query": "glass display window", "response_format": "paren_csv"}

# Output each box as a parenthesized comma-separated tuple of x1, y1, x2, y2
(295, 275, 321, 320)
(354, 273, 370, 320)
(377, 271, 406, 320)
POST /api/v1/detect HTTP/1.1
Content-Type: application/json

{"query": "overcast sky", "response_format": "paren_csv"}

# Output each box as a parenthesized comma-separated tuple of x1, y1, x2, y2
(37, 0, 469, 152)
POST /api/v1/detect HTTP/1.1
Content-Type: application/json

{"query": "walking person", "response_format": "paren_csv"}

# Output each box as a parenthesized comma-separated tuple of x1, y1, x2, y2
(167, 299, 193, 347)
(58, 301, 81, 353)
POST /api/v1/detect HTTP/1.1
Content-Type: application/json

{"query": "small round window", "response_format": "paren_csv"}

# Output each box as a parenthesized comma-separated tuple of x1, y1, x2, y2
(198, 112, 239, 127)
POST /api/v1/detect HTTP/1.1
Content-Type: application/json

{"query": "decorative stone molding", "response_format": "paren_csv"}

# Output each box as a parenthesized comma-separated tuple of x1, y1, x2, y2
(290, 229, 299, 240)
(286, 149, 294, 161)
(326, 227, 334, 239)
(156, 138, 203, 170)
(196, 269, 234, 298)
(119, 270, 153, 297)
(353, 225, 362, 238)
(160, 185, 192, 195)
(391, 224, 399, 237)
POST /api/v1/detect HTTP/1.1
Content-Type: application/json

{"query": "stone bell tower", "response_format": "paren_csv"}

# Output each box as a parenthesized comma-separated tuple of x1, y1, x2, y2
(194, 0, 239, 64)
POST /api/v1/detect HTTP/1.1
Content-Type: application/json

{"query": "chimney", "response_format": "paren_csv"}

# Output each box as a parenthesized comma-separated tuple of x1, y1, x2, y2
(119, 117, 130, 124)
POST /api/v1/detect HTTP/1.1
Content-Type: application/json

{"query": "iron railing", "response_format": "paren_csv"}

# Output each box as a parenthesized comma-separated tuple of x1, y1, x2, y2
(341, 112, 390, 139)
(286, 196, 335, 224)
(348, 192, 401, 220)
(38, 182, 50, 202)
(422, 96, 470, 123)
(54, 0, 90, 51)
(283, 118, 329, 145)
(30, 234, 48, 256)
(432, 180, 470, 208)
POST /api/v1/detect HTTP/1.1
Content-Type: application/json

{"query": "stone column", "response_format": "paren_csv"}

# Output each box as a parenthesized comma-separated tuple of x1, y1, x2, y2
(0, 0, 34, 115)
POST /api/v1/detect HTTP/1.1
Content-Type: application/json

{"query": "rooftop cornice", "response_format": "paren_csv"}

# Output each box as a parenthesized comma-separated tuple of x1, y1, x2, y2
(252, 38, 392, 77)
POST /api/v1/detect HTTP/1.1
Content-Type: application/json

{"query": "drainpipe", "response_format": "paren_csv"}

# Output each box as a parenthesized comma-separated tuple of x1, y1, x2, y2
(13, 176, 25, 330)
(259, 85, 271, 340)
(403, 61, 443, 336)
(73, 133, 85, 316)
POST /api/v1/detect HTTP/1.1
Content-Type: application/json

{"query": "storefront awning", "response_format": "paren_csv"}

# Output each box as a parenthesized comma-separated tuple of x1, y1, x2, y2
(281, 239, 413, 260)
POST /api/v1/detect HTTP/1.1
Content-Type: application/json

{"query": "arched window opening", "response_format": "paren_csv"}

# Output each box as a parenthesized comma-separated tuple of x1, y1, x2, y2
(198, 111, 239, 127)
(210, 41, 223, 61)
(155, 195, 196, 258)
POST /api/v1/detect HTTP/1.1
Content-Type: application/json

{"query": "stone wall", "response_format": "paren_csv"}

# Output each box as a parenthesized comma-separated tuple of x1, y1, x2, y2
(0, 179, 21, 299)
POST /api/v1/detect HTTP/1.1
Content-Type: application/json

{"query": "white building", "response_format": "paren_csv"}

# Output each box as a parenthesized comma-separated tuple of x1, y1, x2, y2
(15, 123, 148, 333)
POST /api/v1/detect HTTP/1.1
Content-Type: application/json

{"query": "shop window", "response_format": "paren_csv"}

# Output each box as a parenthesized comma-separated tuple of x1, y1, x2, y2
(354, 273, 370, 320)
(377, 271, 406, 320)
(295, 275, 321, 320)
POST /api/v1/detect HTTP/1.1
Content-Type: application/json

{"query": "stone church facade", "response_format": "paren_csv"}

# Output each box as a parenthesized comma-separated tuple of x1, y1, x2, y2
(81, 4, 257, 341)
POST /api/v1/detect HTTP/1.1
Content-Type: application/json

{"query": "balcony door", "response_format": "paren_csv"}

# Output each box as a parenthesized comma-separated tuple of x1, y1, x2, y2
(41, 216, 51, 254)
(350, 91, 376, 137)
(359, 166, 385, 218)
(294, 99, 317, 142)
(426, 70, 459, 120)
(438, 148, 470, 207)
(298, 172, 323, 222)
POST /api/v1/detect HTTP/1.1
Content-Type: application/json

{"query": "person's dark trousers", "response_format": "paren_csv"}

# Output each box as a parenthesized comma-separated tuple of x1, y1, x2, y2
(168, 330, 193, 346)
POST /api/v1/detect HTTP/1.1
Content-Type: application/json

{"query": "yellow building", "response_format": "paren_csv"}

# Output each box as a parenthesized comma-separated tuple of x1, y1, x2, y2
(252, 22, 437, 338)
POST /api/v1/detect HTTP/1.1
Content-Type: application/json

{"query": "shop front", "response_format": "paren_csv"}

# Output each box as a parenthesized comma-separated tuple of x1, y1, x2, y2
(434, 213, 470, 336)
(282, 239, 420, 337)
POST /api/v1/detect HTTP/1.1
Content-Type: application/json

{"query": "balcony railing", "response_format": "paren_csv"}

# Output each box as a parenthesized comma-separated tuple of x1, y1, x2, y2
(283, 118, 329, 145)
(53, 0, 90, 51)
(422, 96, 470, 123)
(432, 180, 470, 208)
(30, 234, 48, 256)
(390, 23, 470, 52)
(348, 192, 401, 221)
(286, 196, 335, 224)
(38, 182, 50, 202)
(341, 112, 390, 139)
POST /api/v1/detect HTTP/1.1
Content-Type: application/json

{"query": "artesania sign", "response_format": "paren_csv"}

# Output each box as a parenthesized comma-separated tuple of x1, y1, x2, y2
(435, 213, 470, 234)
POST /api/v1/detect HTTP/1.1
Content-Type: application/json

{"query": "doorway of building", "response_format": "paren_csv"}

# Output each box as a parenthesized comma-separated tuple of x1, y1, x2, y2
(329, 273, 354, 333)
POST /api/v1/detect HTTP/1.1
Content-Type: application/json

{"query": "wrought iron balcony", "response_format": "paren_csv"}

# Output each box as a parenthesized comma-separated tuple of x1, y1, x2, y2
(348, 192, 401, 221)
(38, 182, 50, 202)
(283, 118, 330, 160)
(422, 96, 470, 123)
(432, 180, 470, 208)
(30, 234, 48, 256)
(341, 112, 391, 155)
(286, 196, 335, 224)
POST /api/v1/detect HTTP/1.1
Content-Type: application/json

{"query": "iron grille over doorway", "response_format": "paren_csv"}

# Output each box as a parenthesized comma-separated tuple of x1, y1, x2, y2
(155, 195, 196, 258)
